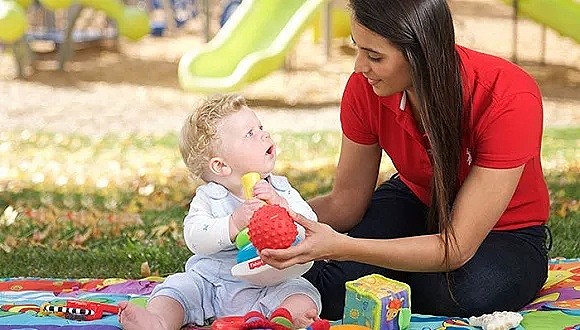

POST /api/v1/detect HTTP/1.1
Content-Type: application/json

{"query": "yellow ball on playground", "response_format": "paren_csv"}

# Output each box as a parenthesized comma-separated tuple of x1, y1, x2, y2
(38, 0, 74, 10)
(0, 1, 28, 43)
(117, 7, 150, 41)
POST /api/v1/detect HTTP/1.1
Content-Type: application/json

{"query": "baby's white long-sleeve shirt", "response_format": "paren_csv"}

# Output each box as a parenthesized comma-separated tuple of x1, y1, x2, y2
(183, 174, 317, 256)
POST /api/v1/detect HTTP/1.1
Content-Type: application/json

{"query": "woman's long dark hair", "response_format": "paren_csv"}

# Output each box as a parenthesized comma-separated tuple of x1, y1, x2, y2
(350, 0, 463, 271)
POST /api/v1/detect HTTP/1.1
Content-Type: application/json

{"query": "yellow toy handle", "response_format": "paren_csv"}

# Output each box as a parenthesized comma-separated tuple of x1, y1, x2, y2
(234, 172, 261, 250)
(241, 172, 261, 200)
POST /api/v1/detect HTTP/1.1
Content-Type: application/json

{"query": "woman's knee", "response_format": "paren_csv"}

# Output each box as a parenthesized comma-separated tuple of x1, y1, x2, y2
(409, 261, 545, 317)
(451, 283, 537, 316)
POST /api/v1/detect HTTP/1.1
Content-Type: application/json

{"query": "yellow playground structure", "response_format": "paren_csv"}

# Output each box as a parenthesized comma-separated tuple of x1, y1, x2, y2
(2, 0, 578, 90)
(177, 0, 579, 93)
(0, 0, 150, 42)
(0, 0, 149, 76)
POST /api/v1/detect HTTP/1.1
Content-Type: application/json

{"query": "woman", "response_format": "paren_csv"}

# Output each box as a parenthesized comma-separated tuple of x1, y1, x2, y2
(260, 0, 550, 320)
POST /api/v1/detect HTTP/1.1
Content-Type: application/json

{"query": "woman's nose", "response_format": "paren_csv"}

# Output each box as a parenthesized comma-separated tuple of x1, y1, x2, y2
(353, 51, 368, 74)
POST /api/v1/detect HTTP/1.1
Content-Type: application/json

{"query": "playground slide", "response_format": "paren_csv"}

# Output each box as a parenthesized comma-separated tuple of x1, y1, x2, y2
(178, 0, 325, 93)
(500, 0, 580, 44)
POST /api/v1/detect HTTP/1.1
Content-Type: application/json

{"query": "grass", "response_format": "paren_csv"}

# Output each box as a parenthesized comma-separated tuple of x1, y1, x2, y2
(541, 128, 580, 257)
(0, 128, 578, 278)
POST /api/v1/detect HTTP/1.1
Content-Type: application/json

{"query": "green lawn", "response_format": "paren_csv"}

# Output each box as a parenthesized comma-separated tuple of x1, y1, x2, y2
(0, 128, 578, 278)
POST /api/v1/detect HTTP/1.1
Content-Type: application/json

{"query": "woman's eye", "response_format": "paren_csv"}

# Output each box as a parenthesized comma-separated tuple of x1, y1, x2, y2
(368, 54, 382, 62)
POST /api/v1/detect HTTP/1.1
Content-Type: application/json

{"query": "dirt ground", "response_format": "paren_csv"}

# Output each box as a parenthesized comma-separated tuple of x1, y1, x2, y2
(1, 0, 578, 136)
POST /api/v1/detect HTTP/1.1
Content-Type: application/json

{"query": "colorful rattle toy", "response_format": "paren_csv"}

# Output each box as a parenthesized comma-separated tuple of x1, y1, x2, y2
(241, 172, 297, 251)
(230, 172, 313, 286)
(40, 300, 120, 321)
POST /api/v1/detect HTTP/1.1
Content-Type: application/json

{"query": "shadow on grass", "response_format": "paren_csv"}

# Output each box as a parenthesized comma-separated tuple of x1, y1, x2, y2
(20, 45, 181, 89)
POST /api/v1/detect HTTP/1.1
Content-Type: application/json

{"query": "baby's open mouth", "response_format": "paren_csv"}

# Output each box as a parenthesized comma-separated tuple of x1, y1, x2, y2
(266, 146, 274, 155)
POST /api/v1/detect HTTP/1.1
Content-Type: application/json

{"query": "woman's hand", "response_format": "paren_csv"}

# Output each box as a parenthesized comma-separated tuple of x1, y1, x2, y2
(259, 211, 349, 269)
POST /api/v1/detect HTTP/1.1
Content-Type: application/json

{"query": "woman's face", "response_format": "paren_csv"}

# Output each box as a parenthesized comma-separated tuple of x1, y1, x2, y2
(351, 18, 413, 97)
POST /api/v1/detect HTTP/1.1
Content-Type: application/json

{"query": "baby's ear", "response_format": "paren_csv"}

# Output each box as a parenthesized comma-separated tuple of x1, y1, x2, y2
(209, 157, 231, 177)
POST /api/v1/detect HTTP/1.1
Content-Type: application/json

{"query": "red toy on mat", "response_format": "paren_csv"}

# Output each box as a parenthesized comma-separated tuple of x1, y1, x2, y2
(210, 308, 331, 330)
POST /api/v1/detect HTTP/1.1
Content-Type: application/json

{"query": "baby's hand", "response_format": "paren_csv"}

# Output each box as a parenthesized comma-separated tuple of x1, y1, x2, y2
(231, 199, 264, 233)
(253, 180, 289, 209)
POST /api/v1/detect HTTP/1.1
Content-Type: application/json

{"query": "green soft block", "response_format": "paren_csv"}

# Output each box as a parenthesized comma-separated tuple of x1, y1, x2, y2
(343, 274, 411, 330)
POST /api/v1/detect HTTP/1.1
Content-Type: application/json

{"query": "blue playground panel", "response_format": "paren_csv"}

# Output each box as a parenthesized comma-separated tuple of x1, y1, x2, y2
(149, 0, 243, 37)
(26, 29, 117, 44)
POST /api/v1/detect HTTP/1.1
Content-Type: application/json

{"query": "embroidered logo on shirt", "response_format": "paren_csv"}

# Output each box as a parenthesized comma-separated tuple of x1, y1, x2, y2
(466, 148, 473, 166)
(399, 90, 407, 111)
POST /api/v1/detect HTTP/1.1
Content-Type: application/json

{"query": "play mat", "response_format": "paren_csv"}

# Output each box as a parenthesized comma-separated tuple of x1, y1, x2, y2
(0, 258, 578, 330)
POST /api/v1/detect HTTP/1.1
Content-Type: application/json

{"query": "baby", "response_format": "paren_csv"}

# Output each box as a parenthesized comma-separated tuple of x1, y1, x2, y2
(119, 94, 321, 329)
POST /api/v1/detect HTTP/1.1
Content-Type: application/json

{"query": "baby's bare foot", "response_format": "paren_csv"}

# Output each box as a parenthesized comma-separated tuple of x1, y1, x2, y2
(118, 301, 167, 330)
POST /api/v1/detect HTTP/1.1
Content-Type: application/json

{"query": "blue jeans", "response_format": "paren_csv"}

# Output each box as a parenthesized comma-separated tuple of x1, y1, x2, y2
(303, 175, 549, 319)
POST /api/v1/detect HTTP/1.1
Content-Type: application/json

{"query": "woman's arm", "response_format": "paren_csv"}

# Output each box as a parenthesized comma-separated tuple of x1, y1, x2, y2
(340, 165, 524, 271)
(309, 134, 382, 232)
(262, 165, 524, 272)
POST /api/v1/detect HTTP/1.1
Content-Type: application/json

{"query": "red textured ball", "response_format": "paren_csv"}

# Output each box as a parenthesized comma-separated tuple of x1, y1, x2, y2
(248, 204, 297, 251)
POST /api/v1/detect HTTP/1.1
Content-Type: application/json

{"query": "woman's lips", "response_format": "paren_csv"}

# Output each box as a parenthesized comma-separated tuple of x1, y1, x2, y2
(367, 78, 380, 86)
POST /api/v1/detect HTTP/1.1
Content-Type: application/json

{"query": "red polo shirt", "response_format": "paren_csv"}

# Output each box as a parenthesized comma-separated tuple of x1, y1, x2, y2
(340, 45, 549, 230)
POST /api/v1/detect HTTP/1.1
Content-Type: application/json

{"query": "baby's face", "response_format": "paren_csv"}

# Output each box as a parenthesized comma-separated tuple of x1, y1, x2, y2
(217, 107, 276, 178)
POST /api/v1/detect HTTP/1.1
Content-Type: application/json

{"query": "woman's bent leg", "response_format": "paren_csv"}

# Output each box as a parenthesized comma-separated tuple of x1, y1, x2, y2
(303, 176, 429, 320)
(407, 226, 548, 317)
(304, 176, 548, 319)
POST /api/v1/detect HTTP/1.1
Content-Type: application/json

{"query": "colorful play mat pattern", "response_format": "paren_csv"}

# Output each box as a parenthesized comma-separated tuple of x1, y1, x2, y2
(0, 258, 578, 330)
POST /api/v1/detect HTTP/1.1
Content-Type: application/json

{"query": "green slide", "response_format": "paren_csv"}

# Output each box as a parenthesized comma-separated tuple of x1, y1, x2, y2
(501, 0, 580, 43)
(178, 0, 325, 93)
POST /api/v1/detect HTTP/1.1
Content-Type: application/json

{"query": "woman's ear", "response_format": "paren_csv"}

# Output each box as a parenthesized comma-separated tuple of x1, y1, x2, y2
(209, 157, 232, 176)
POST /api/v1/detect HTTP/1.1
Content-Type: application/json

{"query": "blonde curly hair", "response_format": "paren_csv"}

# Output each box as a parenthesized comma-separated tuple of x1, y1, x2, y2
(179, 94, 247, 181)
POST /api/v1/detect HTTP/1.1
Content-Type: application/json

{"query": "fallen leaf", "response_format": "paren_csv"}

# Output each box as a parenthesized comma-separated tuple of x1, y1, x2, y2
(140, 261, 151, 277)
(4, 236, 18, 248)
